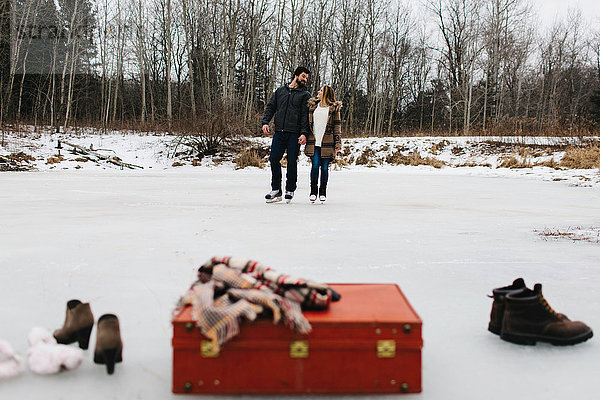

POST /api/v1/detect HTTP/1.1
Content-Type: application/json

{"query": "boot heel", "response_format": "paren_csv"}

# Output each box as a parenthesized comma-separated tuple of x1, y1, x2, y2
(94, 313, 123, 375)
(102, 348, 117, 375)
(77, 325, 93, 349)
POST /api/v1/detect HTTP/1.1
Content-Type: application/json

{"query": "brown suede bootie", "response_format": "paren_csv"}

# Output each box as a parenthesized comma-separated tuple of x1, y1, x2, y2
(488, 278, 527, 335)
(501, 283, 593, 345)
(94, 314, 123, 375)
(53, 300, 94, 349)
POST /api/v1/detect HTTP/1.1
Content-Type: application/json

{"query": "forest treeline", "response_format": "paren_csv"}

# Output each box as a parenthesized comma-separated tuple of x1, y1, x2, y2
(1, 0, 600, 137)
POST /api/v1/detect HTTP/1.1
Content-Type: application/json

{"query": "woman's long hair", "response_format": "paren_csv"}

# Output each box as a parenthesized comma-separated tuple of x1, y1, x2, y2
(321, 86, 336, 106)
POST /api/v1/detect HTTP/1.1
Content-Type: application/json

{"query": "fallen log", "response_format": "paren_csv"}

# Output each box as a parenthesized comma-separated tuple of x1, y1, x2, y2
(61, 141, 143, 169)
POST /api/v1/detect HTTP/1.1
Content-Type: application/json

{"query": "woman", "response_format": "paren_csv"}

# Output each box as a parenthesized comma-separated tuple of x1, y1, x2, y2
(304, 86, 342, 202)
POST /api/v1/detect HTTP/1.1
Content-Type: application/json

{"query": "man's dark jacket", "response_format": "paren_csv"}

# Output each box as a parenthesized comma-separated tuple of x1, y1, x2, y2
(261, 83, 311, 135)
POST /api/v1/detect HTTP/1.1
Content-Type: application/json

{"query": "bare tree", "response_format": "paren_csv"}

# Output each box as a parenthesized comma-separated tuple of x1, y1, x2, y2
(427, 0, 481, 134)
(382, 1, 412, 135)
(330, 0, 366, 133)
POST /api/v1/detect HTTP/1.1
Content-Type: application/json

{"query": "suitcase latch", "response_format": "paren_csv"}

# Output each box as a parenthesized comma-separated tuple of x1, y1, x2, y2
(377, 340, 396, 358)
(201, 341, 219, 358)
(290, 341, 309, 358)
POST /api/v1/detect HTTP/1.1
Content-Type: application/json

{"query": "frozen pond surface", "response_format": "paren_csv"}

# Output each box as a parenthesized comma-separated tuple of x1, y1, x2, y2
(1, 167, 599, 399)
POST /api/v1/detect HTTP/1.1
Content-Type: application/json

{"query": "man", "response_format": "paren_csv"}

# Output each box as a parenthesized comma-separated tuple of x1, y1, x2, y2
(261, 67, 311, 203)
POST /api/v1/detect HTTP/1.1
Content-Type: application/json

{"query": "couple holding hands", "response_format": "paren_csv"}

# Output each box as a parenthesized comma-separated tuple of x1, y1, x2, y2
(261, 67, 342, 204)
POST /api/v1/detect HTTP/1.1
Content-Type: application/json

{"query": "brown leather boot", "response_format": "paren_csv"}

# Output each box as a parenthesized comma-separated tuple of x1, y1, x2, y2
(501, 283, 593, 345)
(94, 314, 123, 375)
(53, 300, 94, 349)
(488, 278, 527, 335)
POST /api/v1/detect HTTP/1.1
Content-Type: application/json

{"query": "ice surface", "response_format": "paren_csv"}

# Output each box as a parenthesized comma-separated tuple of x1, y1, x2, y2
(1, 134, 599, 399)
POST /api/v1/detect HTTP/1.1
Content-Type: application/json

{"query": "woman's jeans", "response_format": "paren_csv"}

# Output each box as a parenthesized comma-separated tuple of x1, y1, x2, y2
(310, 146, 330, 186)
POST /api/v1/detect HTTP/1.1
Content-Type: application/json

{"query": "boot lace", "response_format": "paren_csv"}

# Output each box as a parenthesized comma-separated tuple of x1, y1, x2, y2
(539, 295, 561, 318)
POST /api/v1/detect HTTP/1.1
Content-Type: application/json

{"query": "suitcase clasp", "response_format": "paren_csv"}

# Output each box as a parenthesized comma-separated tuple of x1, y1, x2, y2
(376, 340, 396, 358)
(201, 341, 220, 358)
(289, 341, 309, 358)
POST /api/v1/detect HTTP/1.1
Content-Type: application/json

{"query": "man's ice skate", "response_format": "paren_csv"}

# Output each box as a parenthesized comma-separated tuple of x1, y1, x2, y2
(284, 191, 294, 204)
(309, 194, 317, 203)
(265, 190, 282, 203)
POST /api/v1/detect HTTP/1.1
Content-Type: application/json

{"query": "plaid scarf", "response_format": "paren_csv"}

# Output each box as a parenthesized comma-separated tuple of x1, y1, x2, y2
(177, 256, 340, 352)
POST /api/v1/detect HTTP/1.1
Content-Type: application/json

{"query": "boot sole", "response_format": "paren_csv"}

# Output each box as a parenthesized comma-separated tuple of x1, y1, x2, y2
(265, 196, 282, 203)
(500, 329, 593, 346)
(488, 322, 501, 335)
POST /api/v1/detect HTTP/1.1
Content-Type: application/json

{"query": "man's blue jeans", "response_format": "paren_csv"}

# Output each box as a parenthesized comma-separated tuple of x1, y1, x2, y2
(310, 146, 330, 186)
(270, 132, 301, 192)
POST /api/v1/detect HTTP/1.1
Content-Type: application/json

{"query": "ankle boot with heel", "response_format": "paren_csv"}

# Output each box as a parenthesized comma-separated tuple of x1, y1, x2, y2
(94, 314, 123, 375)
(53, 300, 94, 350)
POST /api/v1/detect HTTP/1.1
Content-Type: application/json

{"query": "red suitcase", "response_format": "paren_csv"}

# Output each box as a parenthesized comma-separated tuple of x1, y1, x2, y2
(172, 283, 423, 394)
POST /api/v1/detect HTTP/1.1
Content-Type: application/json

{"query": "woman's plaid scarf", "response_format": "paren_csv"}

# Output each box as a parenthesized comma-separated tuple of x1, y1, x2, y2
(177, 256, 340, 352)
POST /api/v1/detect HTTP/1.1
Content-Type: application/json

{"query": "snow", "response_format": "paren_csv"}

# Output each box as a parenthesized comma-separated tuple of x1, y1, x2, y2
(1, 130, 599, 187)
(1, 131, 599, 399)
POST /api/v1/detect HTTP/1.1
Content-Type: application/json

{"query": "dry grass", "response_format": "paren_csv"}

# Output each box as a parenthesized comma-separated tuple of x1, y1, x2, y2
(498, 156, 531, 168)
(212, 157, 223, 166)
(7, 152, 36, 162)
(451, 146, 465, 156)
(560, 146, 600, 169)
(46, 155, 64, 164)
(0, 152, 36, 171)
(482, 140, 567, 155)
(386, 150, 446, 168)
(355, 148, 378, 166)
(536, 226, 600, 244)
(333, 154, 349, 169)
(457, 162, 492, 168)
(534, 159, 560, 169)
(234, 149, 265, 169)
(517, 147, 533, 158)
(430, 140, 449, 155)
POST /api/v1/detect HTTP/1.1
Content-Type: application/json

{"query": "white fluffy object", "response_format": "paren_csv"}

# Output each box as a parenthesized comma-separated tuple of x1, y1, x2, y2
(27, 326, 57, 346)
(0, 339, 26, 379)
(27, 327, 83, 375)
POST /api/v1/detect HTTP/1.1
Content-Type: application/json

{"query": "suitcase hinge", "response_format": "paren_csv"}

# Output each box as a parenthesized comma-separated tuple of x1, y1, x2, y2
(290, 341, 309, 358)
(201, 340, 219, 358)
(377, 340, 396, 358)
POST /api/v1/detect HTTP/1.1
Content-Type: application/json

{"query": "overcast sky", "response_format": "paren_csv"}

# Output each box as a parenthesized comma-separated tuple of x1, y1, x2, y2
(533, 0, 600, 26)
